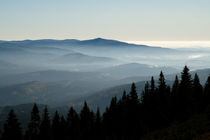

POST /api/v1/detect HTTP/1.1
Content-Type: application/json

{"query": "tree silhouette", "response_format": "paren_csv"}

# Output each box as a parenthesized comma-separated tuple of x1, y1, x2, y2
(66, 107, 80, 140)
(25, 104, 41, 140)
(80, 102, 94, 139)
(59, 116, 67, 140)
(192, 73, 203, 113)
(1, 109, 22, 140)
(179, 66, 192, 94)
(179, 66, 193, 119)
(121, 90, 128, 104)
(150, 76, 155, 94)
(39, 106, 51, 140)
(94, 108, 101, 139)
(141, 81, 150, 105)
(172, 75, 179, 96)
(52, 111, 60, 140)
(158, 71, 167, 93)
(129, 83, 139, 105)
(171, 75, 179, 120)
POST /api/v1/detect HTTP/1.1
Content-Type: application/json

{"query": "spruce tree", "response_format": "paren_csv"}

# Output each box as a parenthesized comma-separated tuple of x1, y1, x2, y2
(192, 73, 203, 108)
(110, 96, 117, 110)
(144, 81, 150, 95)
(67, 107, 79, 126)
(171, 75, 179, 119)
(158, 71, 167, 93)
(94, 108, 101, 139)
(179, 66, 193, 119)
(157, 71, 171, 123)
(128, 83, 141, 138)
(172, 75, 179, 96)
(122, 90, 127, 104)
(59, 116, 67, 140)
(52, 111, 60, 140)
(95, 108, 101, 126)
(39, 106, 51, 140)
(1, 109, 22, 140)
(193, 73, 203, 95)
(25, 104, 41, 140)
(66, 107, 80, 140)
(80, 102, 94, 139)
(157, 71, 168, 103)
(141, 81, 150, 105)
(179, 65, 192, 94)
(129, 83, 139, 105)
(150, 76, 155, 94)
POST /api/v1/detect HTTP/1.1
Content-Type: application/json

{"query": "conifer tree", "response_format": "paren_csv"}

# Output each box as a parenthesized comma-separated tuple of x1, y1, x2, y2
(172, 75, 179, 96)
(122, 90, 128, 104)
(39, 106, 51, 140)
(67, 107, 79, 126)
(192, 73, 203, 104)
(141, 81, 150, 105)
(144, 81, 150, 95)
(66, 107, 80, 140)
(1, 109, 22, 140)
(158, 71, 167, 93)
(171, 75, 180, 119)
(94, 108, 101, 139)
(193, 73, 203, 95)
(127, 83, 141, 138)
(179, 65, 192, 94)
(157, 71, 168, 104)
(179, 66, 193, 119)
(95, 108, 101, 127)
(25, 104, 41, 140)
(157, 71, 171, 123)
(150, 76, 155, 94)
(129, 83, 139, 105)
(80, 102, 94, 139)
(59, 116, 67, 140)
(110, 96, 117, 109)
(52, 111, 60, 140)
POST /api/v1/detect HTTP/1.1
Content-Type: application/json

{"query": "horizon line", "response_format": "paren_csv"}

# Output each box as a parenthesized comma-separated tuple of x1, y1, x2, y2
(1, 38, 210, 48)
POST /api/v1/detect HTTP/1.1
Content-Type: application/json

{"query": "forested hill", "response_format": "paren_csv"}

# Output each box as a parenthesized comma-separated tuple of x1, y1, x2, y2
(1, 66, 210, 140)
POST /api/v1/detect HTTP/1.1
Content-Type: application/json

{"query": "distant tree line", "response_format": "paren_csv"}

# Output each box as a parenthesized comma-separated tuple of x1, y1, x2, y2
(1, 66, 210, 140)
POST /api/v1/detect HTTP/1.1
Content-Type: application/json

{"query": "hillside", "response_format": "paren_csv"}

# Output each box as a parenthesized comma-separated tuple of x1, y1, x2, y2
(142, 112, 210, 140)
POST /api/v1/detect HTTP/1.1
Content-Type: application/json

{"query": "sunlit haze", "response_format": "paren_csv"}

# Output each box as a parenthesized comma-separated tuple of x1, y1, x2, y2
(126, 41, 210, 48)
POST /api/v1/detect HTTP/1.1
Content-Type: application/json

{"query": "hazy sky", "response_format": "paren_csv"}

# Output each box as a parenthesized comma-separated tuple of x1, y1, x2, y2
(0, 0, 210, 41)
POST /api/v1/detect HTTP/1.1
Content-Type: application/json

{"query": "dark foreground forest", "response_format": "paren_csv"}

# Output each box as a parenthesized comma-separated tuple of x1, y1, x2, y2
(1, 66, 210, 140)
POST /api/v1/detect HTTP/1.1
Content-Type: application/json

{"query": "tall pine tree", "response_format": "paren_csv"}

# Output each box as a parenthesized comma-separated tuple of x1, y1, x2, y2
(52, 111, 60, 140)
(129, 83, 139, 105)
(158, 71, 167, 93)
(150, 76, 155, 94)
(192, 73, 203, 113)
(172, 75, 179, 97)
(66, 107, 80, 140)
(80, 102, 94, 139)
(39, 106, 51, 140)
(179, 66, 193, 119)
(25, 104, 41, 140)
(1, 109, 22, 140)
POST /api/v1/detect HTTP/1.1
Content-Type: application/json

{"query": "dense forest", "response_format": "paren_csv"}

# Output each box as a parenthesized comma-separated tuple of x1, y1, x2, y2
(1, 66, 210, 140)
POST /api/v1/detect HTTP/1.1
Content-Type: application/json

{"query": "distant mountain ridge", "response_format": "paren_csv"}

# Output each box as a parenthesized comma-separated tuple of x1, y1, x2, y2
(0, 38, 170, 50)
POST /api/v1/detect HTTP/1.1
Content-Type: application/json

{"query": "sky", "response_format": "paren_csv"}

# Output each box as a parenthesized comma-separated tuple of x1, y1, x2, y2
(0, 0, 210, 42)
